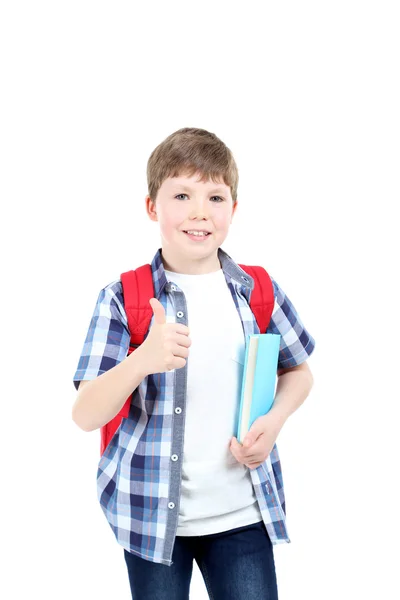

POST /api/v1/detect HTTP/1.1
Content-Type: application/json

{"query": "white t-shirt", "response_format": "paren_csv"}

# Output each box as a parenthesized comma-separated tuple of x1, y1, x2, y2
(164, 267, 263, 536)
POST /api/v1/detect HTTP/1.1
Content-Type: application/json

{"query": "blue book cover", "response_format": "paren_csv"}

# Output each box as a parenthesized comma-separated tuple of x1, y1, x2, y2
(235, 333, 281, 443)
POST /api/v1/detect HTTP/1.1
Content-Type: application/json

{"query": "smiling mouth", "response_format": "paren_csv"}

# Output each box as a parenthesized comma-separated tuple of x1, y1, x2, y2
(183, 231, 211, 237)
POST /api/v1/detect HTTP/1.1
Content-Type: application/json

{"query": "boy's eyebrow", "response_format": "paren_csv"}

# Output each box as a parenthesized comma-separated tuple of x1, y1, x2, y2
(171, 184, 227, 194)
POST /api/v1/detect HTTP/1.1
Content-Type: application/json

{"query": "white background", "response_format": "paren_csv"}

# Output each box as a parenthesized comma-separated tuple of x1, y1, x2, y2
(1, 1, 399, 598)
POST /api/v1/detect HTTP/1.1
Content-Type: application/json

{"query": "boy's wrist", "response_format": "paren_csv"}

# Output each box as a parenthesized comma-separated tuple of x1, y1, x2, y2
(269, 404, 289, 428)
(128, 346, 149, 379)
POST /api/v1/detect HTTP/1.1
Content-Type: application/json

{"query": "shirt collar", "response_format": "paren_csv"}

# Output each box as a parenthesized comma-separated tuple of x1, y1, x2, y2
(151, 246, 254, 298)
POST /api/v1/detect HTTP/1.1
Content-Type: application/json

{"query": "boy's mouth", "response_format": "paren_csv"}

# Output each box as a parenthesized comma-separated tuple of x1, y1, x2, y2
(183, 230, 211, 241)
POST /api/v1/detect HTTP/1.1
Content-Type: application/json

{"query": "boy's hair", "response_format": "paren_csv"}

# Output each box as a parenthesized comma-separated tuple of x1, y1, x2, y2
(147, 127, 239, 204)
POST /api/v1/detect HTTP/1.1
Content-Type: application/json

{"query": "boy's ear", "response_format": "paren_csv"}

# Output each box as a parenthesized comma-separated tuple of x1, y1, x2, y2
(145, 195, 158, 221)
(231, 199, 238, 221)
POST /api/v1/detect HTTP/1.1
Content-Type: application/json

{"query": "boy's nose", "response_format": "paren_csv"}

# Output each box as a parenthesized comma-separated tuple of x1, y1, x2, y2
(189, 206, 209, 219)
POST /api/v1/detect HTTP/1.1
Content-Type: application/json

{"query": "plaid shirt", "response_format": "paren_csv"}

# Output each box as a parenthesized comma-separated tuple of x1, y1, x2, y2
(73, 246, 316, 566)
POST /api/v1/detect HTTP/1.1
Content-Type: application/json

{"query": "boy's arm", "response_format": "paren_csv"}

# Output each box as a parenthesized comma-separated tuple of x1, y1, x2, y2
(277, 361, 312, 377)
(71, 346, 148, 433)
(273, 361, 314, 425)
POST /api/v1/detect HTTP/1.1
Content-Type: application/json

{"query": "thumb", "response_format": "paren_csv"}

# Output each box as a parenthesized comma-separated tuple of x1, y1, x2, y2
(243, 424, 261, 447)
(149, 297, 166, 325)
(243, 435, 255, 448)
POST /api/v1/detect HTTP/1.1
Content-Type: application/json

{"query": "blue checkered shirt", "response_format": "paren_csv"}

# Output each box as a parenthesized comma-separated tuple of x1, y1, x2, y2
(72, 246, 316, 566)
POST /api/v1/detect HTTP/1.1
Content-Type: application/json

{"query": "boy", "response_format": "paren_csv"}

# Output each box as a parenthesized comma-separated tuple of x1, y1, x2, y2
(72, 127, 315, 599)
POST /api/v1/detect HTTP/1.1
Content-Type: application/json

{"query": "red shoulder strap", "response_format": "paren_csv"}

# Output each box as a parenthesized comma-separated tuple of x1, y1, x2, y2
(239, 264, 275, 333)
(99, 262, 274, 456)
(121, 264, 155, 348)
(99, 264, 154, 456)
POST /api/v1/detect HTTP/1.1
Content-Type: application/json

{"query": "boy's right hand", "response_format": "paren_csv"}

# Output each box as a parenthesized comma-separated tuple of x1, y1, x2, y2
(137, 298, 191, 376)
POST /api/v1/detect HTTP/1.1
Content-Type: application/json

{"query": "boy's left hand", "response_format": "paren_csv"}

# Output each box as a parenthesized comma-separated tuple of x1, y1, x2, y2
(230, 411, 284, 470)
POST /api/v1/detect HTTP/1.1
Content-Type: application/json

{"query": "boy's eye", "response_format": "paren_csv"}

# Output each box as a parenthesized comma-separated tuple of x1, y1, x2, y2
(175, 194, 223, 202)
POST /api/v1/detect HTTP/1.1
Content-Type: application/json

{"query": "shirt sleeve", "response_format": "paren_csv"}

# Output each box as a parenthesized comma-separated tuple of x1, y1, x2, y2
(72, 282, 131, 391)
(266, 277, 316, 369)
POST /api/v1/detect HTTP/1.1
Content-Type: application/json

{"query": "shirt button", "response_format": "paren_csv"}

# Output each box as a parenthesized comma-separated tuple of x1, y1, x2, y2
(174, 407, 182, 414)
(171, 454, 179, 461)
(177, 311, 184, 318)
(168, 502, 175, 509)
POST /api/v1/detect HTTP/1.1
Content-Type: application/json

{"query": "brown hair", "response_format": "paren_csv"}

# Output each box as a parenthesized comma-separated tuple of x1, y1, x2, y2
(147, 127, 239, 204)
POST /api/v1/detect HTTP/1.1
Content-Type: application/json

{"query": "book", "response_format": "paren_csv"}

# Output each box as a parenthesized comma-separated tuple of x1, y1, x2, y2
(235, 333, 281, 444)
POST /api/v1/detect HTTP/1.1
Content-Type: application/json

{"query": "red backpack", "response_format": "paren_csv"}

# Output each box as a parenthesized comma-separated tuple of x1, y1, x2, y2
(100, 263, 275, 456)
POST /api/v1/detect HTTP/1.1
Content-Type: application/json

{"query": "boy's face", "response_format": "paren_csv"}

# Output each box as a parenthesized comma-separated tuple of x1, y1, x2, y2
(145, 171, 238, 274)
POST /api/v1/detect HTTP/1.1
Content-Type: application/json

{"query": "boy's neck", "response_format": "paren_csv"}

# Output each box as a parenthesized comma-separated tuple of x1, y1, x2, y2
(161, 248, 222, 275)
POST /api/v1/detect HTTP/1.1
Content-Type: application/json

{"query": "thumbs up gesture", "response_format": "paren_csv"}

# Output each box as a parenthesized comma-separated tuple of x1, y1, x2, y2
(136, 298, 192, 376)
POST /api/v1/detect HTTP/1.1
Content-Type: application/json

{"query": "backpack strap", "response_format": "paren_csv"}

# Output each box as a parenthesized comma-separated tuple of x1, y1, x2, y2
(239, 264, 275, 333)
(99, 262, 274, 456)
(99, 265, 154, 456)
(121, 264, 155, 349)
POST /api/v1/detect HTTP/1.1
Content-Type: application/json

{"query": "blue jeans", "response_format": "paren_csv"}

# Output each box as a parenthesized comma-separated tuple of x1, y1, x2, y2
(123, 520, 279, 599)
